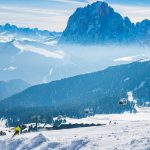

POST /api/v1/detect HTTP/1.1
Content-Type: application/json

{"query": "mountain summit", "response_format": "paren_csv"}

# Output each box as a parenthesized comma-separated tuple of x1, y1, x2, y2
(59, 1, 150, 45)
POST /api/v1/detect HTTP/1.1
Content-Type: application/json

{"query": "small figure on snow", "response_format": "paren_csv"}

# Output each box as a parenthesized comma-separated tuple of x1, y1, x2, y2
(109, 121, 111, 125)
(13, 125, 21, 137)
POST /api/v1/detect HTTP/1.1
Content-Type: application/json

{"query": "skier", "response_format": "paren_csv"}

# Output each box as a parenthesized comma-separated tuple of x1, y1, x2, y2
(13, 125, 21, 137)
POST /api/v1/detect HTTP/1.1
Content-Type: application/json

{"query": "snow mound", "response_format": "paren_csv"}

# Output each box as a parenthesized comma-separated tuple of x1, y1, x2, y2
(62, 139, 89, 150)
(20, 133, 48, 150)
(118, 137, 150, 150)
(0, 138, 23, 150)
(41, 142, 61, 149)
(0, 134, 89, 150)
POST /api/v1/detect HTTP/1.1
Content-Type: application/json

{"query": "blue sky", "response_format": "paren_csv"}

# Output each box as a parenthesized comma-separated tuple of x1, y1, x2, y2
(0, 0, 150, 31)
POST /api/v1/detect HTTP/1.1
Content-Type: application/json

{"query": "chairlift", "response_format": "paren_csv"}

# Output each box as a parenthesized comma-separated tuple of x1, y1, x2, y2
(119, 98, 127, 105)
(84, 108, 93, 114)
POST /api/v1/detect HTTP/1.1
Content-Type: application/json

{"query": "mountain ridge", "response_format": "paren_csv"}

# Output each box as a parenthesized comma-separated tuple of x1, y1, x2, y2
(0, 23, 61, 37)
(0, 79, 30, 101)
(59, 1, 150, 45)
(0, 60, 150, 125)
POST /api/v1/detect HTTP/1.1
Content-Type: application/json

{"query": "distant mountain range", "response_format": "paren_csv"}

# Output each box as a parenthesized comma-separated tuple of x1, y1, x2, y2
(0, 60, 150, 125)
(0, 24, 85, 84)
(0, 21, 149, 85)
(0, 79, 30, 101)
(60, 1, 150, 45)
(0, 23, 61, 42)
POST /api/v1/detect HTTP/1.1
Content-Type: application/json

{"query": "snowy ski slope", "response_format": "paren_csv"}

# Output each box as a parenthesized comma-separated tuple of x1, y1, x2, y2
(0, 108, 150, 150)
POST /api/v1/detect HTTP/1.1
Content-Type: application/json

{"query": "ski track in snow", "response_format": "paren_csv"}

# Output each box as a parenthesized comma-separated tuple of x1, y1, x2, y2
(0, 111, 150, 150)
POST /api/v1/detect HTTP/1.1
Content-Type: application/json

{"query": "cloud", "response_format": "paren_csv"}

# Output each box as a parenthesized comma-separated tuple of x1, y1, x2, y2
(0, 1, 149, 31)
(111, 4, 150, 23)
(48, 0, 86, 4)
(0, 66, 17, 71)
(0, 33, 15, 43)
(114, 54, 150, 62)
(114, 56, 134, 62)
(43, 68, 53, 83)
(13, 40, 65, 59)
(0, 5, 71, 31)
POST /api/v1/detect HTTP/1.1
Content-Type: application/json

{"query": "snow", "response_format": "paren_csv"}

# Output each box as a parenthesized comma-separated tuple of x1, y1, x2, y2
(114, 54, 150, 63)
(0, 33, 15, 43)
(127, 91, 134, 102)
(43, 68, 53, 83)
(114, 56, 134, 62)
(44, 40, 58, 46)
(0, 66, 17, 72)
(139, 58, 150, 62)
(124, 77, 130, 82)
(134, 81, 146, 91)
(0, 109, 150, 150)
(13, 40, 65, 59)
(0, 119, 7, 130)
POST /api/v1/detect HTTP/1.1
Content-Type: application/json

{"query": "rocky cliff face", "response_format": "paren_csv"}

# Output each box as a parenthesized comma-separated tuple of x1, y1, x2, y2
(136, 19, 150, 45)
(59, 1, 150, 45)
